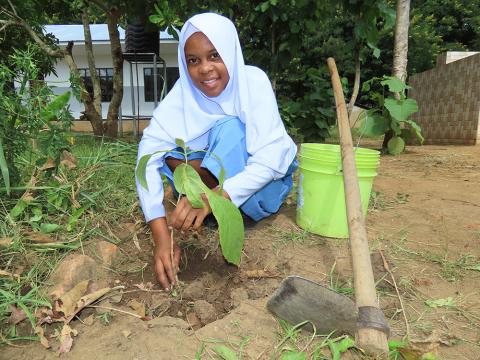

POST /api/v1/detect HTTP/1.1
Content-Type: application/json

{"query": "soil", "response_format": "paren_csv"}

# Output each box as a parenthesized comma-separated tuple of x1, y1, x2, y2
(2, 144, 480, 359)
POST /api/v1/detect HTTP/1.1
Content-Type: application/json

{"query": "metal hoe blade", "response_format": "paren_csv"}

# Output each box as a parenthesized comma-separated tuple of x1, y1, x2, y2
(267, 276, 358, 335)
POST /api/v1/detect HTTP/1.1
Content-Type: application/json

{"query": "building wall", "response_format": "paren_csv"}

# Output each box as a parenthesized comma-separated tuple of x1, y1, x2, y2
(409, 52, 480, 145)
(45, 42, 178, 120)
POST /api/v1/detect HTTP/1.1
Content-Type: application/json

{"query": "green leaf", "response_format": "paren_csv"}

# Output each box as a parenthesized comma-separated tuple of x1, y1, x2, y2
(401, 119, 424, 143)
(136, 154, 154, 191)
(384, 98, 419, 122)
(205, 189, 244, 265)
(175, 138, 185, 149)
(41, 92, 71, 122)
(173, 164, 207, 208)
(425, 297, 455, 308)
(10, 200, 28, 219)
(466, 263, 480, 271)
(213, 345, 238, 360)
(40, 223, 60, 234)
(359, 110, 389, 137)
(259, 1, 269, 12)
(372, 47, 381, 58)
(381, 76, 410, 93)
(0, 137, 10, 196)
(280, 351, 307, 360)
(328, 336, 355, 360)
(387, 136, 405, 155)
(149, 14, 163, 25)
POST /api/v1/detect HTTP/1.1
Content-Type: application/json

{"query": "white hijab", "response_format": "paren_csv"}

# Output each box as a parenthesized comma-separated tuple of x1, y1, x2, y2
(145, 12, 295, 175)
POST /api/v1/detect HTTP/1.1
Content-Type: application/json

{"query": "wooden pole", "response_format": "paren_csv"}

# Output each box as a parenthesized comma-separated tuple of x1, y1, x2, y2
(327, 57, 389, 355)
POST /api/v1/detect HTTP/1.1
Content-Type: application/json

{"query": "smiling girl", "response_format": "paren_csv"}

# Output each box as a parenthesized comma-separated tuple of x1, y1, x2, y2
(136, 13, 297, 291)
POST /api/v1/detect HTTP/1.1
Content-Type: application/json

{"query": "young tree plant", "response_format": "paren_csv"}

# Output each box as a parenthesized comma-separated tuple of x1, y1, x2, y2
(359, 76, 423, 155)
(136, 139, 244, 266)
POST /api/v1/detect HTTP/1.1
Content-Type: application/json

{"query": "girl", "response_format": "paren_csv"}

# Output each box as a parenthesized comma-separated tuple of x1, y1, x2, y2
(136, 13, 297, 291)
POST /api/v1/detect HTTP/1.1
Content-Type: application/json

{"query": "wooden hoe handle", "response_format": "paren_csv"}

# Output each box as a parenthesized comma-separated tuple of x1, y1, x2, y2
(327, 57, 389, 355)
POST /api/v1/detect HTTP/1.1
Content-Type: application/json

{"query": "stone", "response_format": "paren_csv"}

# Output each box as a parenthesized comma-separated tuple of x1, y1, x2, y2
(230, 288, 249, 307)
(48, 255, 99, 299)
(193, 300, 216, 325)
(96, 241, 119, 266)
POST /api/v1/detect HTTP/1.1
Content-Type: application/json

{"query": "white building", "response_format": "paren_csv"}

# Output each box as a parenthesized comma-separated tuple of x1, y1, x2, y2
(44, 24, 179, 128)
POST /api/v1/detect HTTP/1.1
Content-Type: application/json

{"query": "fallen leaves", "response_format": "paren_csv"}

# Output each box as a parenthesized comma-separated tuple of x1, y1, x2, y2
(31, 281, 124, 354)
(0, 237, 12, 247)
(127, 299, 146, 318)
(394, 330, 457, 360)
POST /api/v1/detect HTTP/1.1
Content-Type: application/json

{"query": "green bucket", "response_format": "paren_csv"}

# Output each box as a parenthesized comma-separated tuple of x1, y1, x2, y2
(296, 144, 380, 238)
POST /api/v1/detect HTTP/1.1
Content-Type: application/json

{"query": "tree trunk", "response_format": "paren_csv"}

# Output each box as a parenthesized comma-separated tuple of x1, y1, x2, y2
(64, 42, 103, 136)
(347, 48, 361, 122)
(392, 0, 411, 83)
(2, 9, 104, 137)
(383, 0, 411, 151)
(104, 9, 123, 138)
(82, 9, 102, 117)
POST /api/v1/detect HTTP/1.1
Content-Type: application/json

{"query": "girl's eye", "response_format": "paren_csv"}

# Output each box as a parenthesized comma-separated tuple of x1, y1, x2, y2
(211, 52, 221, 60)
(187, 57, 198, 64)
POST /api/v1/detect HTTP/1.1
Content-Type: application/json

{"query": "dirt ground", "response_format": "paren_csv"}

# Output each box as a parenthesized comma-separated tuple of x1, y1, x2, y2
(2, 144, 480, 359)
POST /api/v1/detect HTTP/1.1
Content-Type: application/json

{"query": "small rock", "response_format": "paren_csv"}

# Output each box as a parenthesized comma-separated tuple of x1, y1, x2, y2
(96, 241, 119, 266)
(183, 280, 204, 299)
(48, 255, 99, 299)
(194, 300, 216, 325)
(230, 288, 249, 307)
(177, 311, 183, 317)
(116, 223, 137, 241)
(121, 330, 132, 338)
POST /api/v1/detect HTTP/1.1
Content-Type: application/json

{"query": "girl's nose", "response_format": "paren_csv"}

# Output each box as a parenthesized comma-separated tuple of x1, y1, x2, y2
(199, 61, 213, 74)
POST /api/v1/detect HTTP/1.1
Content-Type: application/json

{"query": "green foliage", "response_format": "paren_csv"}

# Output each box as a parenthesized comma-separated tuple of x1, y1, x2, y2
(0, 46, 73, 193)
(212, 345, 239, 360)
(360, 76, 423, 155)
(136, 143, 245, 265)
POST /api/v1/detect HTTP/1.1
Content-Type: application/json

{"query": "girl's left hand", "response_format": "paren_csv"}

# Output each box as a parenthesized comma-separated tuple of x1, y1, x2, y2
(169, 195, 211, 231)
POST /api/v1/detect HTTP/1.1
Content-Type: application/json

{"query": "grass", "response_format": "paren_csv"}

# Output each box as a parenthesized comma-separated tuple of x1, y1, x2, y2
(0, 133, 140, 344)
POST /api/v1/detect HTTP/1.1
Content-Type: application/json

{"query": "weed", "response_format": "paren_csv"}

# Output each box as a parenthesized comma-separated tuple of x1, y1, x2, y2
(0, 134, 141, 344)
(96, 312, 113, 325)
(272, 227, 312, 255)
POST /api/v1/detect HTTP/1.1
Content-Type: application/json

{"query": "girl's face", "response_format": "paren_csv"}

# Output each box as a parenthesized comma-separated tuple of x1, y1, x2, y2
(184, 32, 229, 97)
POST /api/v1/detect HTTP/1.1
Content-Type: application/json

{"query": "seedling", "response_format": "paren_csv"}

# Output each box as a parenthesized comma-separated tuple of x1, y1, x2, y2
(136, 139, 245, 266)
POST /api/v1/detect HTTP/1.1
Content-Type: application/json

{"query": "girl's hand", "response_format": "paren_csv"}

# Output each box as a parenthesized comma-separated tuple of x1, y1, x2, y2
(170, 195, 211, 231)
(149, 217, 181, 291)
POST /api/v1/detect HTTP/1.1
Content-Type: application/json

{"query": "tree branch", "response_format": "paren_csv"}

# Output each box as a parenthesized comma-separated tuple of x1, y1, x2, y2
(0, 15, 63, 58)
(6, 0, 17, 16)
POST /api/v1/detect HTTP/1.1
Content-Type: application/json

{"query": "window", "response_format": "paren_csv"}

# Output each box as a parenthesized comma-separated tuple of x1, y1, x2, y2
(78, 68, 113, 102)
(144, 67, 179, 102)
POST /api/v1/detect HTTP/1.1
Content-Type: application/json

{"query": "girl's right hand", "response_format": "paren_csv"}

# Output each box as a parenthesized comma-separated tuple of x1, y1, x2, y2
(153, 239, 181, 291)
(149, 217, 181, 291)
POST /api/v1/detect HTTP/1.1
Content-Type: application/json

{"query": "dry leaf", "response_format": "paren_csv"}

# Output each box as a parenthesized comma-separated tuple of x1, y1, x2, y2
(65, 286, 113, 323)
(122, 330, 132, 338)
(60, 150, 77, 169)
(399, 330, 454, 360)
(0, 237, 13, 247)
(40, 158, 56, 171)
(0, 269, 20, 280)
(58, 324, 77, 354)
(108, 292, 123, 304)
(128, 299, 146, 317)
(25, 232, 55, 244)
(54, 280, 90, 318)
(186, 312, 201, 330)
(8, 305, 27, 325)
(35, 326, 50, 349)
